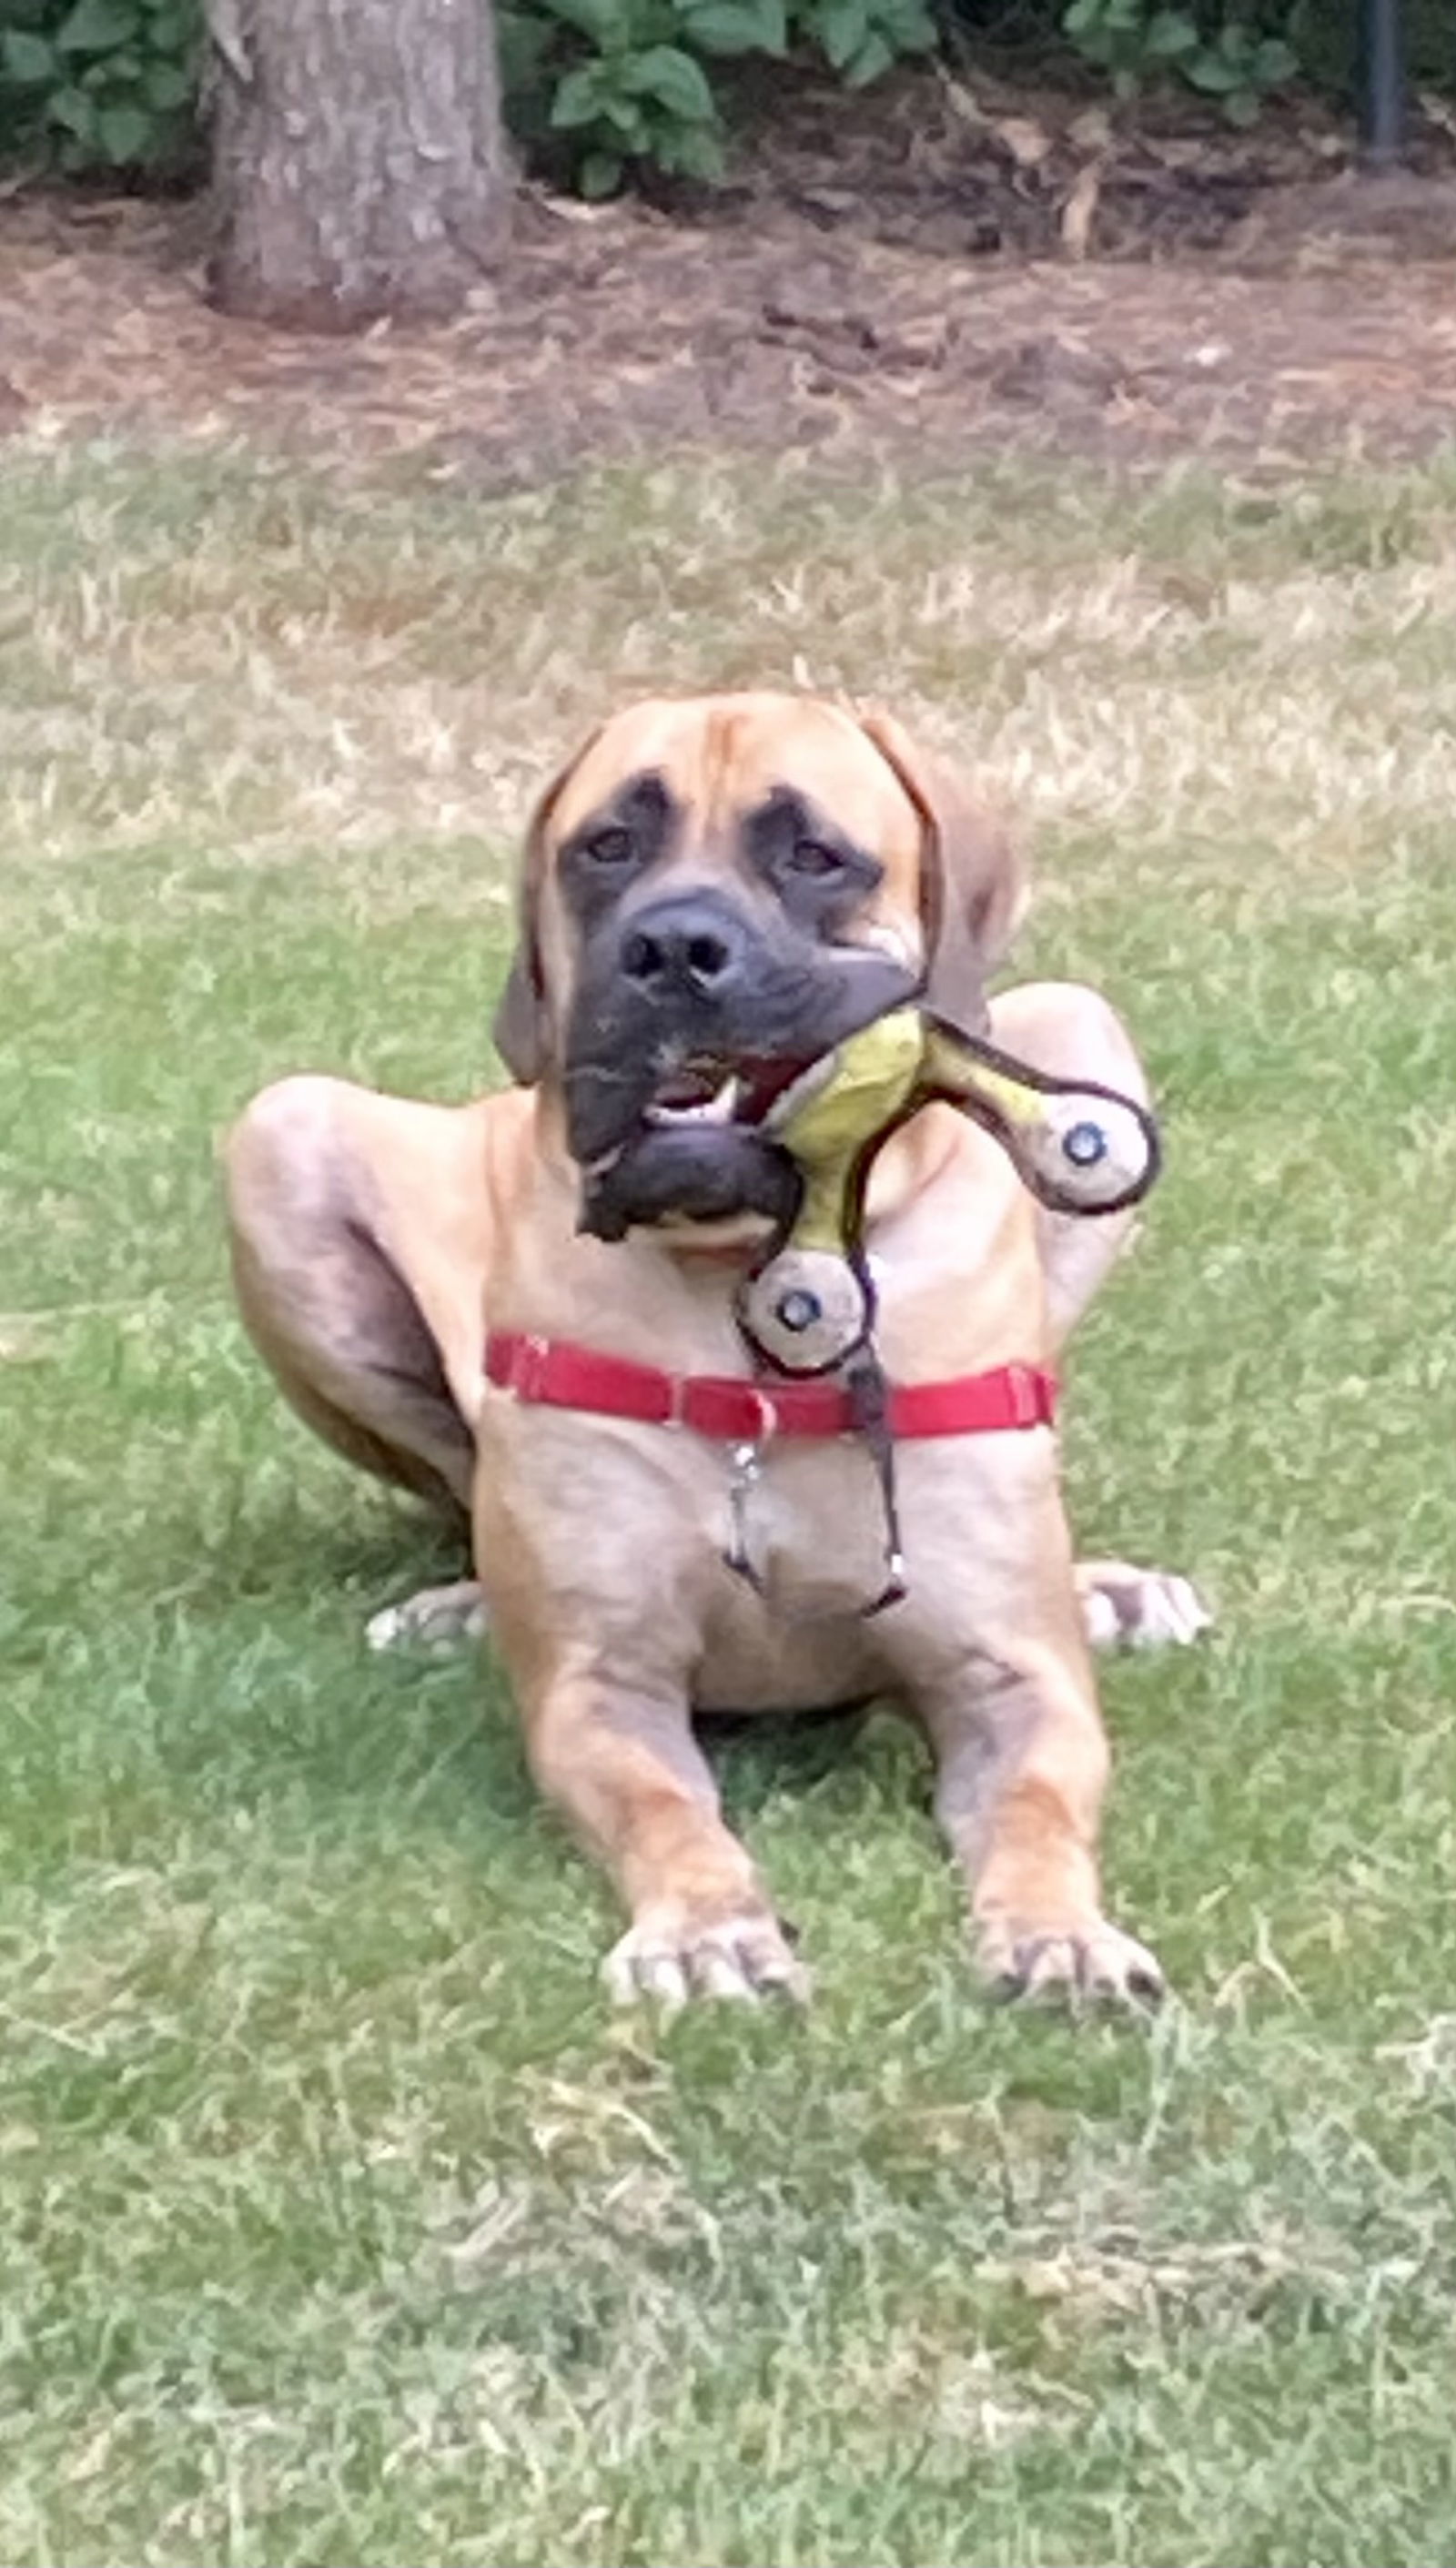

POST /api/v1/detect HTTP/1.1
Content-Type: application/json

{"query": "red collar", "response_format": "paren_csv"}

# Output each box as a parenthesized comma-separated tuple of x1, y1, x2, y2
(485, 1330, 1056, 1442)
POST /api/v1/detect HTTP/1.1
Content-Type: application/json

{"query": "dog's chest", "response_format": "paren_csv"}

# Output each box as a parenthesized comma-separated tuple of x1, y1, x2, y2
(480, 1124, 1054, 1705)
(698, 1421, 1055, 1686)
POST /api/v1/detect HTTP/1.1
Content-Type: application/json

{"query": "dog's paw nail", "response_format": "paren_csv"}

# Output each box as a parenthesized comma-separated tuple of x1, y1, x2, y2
(978, 1919, 1166, 2012)
(692, 1946, 763, 2001)
(1130, 1573, 1211, 1651)
(603, 1941, 687, 2009)
(604, 1913, 808, 2009)
(639, 1954, 692, 2009)
(738, 1941, 812, 2005)
(1082, 1591, 1123, 1652)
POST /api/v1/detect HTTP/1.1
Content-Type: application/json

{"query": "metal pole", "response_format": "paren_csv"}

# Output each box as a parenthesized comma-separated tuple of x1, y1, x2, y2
(1360, 0, 1405, 167)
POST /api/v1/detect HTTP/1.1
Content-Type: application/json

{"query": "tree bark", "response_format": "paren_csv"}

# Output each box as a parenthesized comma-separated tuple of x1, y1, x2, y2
(207, 0, 511, 331)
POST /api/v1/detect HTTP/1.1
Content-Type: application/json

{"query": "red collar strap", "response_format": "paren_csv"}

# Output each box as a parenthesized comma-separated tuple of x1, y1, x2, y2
(485, 1330, 1057, 1442)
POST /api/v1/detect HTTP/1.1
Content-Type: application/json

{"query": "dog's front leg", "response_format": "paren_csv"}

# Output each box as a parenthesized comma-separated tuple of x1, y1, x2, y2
(918, 1640, 1164, 2007)
(523, 1669, 805, 2006)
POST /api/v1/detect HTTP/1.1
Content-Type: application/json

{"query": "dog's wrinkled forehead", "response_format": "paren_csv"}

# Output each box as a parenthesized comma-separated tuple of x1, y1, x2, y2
(542, 693, 926, 913)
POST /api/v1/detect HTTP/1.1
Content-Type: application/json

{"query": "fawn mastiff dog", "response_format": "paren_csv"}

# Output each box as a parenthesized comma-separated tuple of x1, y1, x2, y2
(227, 694, 1206, 2007)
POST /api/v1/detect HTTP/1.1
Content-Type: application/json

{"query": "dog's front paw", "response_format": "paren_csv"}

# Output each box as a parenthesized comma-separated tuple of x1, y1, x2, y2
(976, 1913, 1165, 2010)
(366, 1579, 489, 1653)
(1077, 1559, 1211, 1653)
(603, 1904, 808, 2009)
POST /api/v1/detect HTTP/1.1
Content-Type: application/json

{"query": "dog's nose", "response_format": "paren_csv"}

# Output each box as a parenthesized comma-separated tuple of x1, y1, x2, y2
(618, 898, 748, 1000)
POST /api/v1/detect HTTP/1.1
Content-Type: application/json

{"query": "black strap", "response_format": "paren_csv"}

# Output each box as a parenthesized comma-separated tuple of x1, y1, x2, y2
(843, 1347, 907, 1617)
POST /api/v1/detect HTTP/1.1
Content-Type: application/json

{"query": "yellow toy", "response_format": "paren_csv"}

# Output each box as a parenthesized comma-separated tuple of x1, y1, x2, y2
(736, 1005, 1159, 1375)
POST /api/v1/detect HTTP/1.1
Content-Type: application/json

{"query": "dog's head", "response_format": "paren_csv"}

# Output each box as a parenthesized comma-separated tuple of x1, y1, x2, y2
(494, 694, 1025, 1241)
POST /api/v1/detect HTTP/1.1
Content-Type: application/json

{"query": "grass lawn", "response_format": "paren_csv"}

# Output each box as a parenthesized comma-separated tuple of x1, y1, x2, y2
(5, 438, 1456, 2567)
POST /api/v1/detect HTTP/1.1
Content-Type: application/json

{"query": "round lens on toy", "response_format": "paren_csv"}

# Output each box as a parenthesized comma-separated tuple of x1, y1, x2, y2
(778, 1288, 823, 1332)
(1063, 1119, 1107, 1168)
(738, 1246, 870, 1375)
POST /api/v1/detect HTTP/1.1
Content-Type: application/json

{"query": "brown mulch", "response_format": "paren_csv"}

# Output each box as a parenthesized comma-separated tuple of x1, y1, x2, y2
(4, 68, 1456, 482)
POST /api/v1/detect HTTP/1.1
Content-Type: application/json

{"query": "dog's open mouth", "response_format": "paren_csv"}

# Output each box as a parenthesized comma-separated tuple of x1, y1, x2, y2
(575, 1050, 818, 1245)
(643, 1051, 831, 1135)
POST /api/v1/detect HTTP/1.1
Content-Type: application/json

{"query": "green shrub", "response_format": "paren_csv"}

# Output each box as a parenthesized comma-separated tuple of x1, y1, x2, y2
(1061, 0, 1298, 125)
(2, 0, 1451, 197)
(0, 0, 935, 200)
(958, 0, 1456, 102)
(0, 0, 200, 174)
(499, 0, 937, 197)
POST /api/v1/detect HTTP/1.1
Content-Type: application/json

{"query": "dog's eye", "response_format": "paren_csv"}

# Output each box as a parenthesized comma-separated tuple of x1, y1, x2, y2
(785, 840, 845, 880)
(583, 826, 634, 867)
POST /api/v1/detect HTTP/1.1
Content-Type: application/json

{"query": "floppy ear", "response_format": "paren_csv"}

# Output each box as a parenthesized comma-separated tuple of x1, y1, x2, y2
(492, 942, 548, 1087)
(492, 727, 603, 1086)
(854, 708, 1026, 1035)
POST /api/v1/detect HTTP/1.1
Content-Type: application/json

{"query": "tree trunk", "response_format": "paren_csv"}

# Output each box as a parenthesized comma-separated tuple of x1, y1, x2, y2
(206, 0, 511, 331)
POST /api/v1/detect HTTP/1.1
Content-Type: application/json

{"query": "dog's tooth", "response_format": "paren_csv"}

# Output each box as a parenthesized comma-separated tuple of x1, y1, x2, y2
(645, 1076, 740, 1129)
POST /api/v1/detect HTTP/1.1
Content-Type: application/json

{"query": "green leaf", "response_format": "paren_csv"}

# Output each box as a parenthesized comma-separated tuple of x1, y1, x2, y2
(680, 0, 786, 58)
(577, 147, 624, 195)
(1253, 37, 1298, 82)
(550, 60, 607, 124)
(1144, 10, 1198, 58)
(145, 5, 197, 47)
(620, 43, 715, 118)
(0, 28, 56, 83)
(96, 96, 152, 158)
(814, 0, 869, 72)
(46, 82, 96, 136)
(56, 0, 141, 56)
(143, 56, 193, 107)
(656, 116, 725, 177)
(1221, 86, 1260, 125)
(596, 90, 649, 140)
(1184, 51, 1243, 90)
(539, 0, 618, 39)
(843, 26, 893, 82)
(875, 0, 935, 53)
